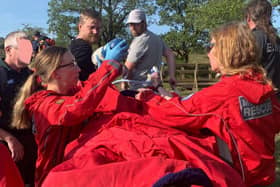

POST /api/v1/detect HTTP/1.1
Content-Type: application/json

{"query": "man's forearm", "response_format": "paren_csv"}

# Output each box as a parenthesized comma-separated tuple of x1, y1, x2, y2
(0, 128, 13, 141)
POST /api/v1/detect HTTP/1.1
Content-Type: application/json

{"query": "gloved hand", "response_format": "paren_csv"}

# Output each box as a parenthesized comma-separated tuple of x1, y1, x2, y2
(95, 55, 103, 68)
(104, 38, 128, 62)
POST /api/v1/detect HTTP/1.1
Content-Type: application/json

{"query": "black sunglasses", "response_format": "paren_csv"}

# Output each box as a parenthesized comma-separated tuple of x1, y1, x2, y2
(57, 61, 77, 69)
(205, 42, 215, 53)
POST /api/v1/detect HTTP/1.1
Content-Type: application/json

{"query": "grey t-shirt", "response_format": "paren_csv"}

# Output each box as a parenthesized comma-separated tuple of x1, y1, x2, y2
(127, 30, 166, 89)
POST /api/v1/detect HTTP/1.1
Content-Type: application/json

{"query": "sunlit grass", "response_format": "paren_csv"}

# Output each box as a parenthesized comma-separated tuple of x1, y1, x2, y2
(268, 134, 280, 187)
(174, 53, 209, 64)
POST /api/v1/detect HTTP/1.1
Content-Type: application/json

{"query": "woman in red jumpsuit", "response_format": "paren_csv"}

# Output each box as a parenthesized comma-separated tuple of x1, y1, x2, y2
(10, 39, 129, 187)
(44, 22, 279, 187)
(12, 22, 280, 187)
(141, 21, 280, 186)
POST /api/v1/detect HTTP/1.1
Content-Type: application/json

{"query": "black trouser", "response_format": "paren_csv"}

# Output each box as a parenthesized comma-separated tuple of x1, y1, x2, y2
(14, 130, 37, 187)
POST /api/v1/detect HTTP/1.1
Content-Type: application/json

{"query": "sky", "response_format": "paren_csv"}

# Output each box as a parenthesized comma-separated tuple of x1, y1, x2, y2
(0, 0, 169, 38)
(0, 1, 279, 38)
(0, 0, 50, 37)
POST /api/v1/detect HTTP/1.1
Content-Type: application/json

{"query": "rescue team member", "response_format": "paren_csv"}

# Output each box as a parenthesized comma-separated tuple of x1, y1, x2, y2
(0, 143, 24, 187)
(38, 22, 275, 187)
(11, 39, 128, 187)
(9, 23, 280, 187)
(245, 0, 280, 90)
(138, 22, 280, 187)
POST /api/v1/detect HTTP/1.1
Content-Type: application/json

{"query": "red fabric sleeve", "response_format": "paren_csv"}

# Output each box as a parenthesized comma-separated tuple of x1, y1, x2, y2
(27, 60, 121, 126)
(0, 144, 24, 187)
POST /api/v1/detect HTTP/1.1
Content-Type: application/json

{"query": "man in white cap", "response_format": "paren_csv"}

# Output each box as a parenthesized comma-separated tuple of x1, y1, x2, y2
(122, 9, 176, 90)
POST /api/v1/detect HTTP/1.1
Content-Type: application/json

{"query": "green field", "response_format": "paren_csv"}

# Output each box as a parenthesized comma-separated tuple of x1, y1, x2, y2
(271, 135, 280, 187)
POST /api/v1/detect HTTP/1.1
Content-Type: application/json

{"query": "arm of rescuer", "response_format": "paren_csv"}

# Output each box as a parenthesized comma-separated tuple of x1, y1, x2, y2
(121, 60, 136, 90)
(163, 46, 177, 90)
(26, 60, 122, 127)
(26, 39, 128, 127)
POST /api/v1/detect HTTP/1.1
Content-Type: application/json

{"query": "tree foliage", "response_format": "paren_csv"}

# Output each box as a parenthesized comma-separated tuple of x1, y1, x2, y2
(190, 0, 244, 31)
(21, 24, 46, 40)
(47, 0, 156, 47)
(46, 0, 280, 61)
(271, 0, 280, 6)
(156, 0, 244, 63)
(0, 37, 4, 59)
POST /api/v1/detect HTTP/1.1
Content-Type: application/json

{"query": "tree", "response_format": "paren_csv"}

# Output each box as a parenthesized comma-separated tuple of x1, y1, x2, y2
(156, 0, 244, 63)
(191, 0, 244, 31)
(47, 0, 156, 47)
(271, 0, 280, 6)
(21, 24, 46, 40)
(0, 37, 4, 60)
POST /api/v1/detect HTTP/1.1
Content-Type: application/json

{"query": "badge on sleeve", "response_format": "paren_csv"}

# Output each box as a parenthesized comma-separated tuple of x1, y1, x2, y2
(55, 99, 65, 104)
(239, 96, 272, 120)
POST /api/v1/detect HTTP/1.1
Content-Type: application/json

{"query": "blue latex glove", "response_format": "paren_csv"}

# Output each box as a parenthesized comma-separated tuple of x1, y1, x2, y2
(95, 55, 103, 68)
(104, 38, 123, 51)
(104, 38, 128, 62)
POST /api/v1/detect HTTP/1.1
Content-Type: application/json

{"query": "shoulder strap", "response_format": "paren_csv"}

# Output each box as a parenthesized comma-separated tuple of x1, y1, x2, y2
(0, 66, 7, 94)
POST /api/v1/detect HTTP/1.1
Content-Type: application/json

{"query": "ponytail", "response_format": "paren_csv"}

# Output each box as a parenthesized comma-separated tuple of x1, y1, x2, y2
(11, 74, 44, 129)
(11, 46, 68, 129)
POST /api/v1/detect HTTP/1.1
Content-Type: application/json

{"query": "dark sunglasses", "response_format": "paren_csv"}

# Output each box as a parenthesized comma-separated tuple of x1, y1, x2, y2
(205, 42, 215, 53)
(57, 61, 78, 69)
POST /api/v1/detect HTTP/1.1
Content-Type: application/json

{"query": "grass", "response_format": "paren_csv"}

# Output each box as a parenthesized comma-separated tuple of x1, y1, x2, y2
(269, 135, 280, 187)
(174, 53, 209, 64)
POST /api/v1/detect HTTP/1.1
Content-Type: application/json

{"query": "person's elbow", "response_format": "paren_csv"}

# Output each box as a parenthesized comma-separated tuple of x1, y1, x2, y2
(125, 61, 135, 71)
(164, 48, 175, 60)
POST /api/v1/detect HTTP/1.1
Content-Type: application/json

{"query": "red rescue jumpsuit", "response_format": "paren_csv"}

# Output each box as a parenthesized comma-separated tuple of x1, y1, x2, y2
(0, 144, 24, 187)
(143, 72, 280, 186)
(24, 60, 124, 186)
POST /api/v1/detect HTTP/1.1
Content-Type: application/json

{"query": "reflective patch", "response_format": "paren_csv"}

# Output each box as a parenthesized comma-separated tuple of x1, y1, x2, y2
(181, 93, 194, 101)
(7, 79, 14, 85)
(108, 61, 120, 69)
(55, 99, 65, 104)
(239, 96, 272, 120)
(32, 115, 37, 134)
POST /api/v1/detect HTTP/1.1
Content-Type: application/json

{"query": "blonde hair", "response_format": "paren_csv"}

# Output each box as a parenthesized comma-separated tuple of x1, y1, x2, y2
(211, 22, 272, 86)
(12, 46, 68, 129)
(4, 31, 28, 48)
(79, 8, 101, 25)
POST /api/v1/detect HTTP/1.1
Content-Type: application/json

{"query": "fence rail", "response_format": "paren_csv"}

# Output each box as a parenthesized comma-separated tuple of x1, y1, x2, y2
(162, 63, 218, 92)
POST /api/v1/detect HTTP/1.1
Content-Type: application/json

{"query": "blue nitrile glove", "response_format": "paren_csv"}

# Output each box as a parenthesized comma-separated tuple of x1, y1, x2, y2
(104, 38, 128, 62)
(95, 55, 103, 67)
(104, 38, 123, 51)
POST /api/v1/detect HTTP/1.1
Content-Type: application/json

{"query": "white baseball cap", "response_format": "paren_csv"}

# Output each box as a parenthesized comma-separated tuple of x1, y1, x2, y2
(126, 9, 146, 24)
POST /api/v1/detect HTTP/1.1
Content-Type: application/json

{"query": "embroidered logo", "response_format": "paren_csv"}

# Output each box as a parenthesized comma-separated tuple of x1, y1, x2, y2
(239, 96, 272, 120)
(55, 99, 65, 104)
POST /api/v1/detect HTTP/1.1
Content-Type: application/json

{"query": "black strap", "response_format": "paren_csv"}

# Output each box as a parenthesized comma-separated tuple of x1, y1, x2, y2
(0, 66, 7, 94)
